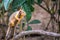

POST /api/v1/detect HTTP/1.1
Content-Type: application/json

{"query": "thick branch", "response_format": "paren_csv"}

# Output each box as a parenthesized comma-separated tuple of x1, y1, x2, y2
(14, 30, 60, 40)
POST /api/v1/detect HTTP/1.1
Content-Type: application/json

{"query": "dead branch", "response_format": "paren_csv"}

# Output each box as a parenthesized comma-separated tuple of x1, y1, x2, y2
(14, 30, 60, 40)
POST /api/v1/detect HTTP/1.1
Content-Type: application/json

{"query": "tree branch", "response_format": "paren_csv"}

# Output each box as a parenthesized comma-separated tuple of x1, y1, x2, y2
(34, 2, 51, 14)
(14, 30, 60, 40)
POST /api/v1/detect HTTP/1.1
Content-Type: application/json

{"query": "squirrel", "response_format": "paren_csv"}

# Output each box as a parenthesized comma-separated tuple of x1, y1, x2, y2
(6, 8, 26, 40)
(8, 9, 26, 27)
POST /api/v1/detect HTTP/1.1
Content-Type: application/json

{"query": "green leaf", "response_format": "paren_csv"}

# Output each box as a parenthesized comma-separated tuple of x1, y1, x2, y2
(28, 4, 34, 12)
(26, 13, 32, 22)
(11, 0, 26, 12)
(22, 3, 32, 22)
(26, 26, 32, 31)
(0, 1, 3, 9)
(26, 0, 34, 12)
(26, 0, 34, 5)
(29, 20, 41, 24)
(37, 0, 42, 4)
(3, 0, 13, 10)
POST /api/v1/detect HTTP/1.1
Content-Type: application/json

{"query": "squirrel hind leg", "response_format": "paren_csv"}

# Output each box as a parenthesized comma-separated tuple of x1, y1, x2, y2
(6, 23, 15, 40)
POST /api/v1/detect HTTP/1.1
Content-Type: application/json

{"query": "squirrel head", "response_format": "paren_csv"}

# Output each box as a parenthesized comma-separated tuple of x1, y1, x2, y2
(19, 9, 26, 17)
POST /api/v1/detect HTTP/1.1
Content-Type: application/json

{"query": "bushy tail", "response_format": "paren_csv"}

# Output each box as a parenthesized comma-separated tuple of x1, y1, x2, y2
(6, 26, 14, 40)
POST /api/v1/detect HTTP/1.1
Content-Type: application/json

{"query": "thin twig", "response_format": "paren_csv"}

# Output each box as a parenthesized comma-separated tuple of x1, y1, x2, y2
(34, 2, 51, 14)
(43, 0, 50, 12)
(45, 18, 51, 30)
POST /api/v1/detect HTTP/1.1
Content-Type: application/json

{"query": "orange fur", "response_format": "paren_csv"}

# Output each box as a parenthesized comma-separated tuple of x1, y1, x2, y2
(9, 9, 26, 27)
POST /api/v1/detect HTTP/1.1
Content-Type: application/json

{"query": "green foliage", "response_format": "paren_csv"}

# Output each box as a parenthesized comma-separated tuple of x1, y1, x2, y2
(21, 0, 34, 22)
(37, 0, 42, 4)
(29, 20, 41, 24)
(0, 1, 3, 9)
(26, 12, 32, 22)
(11, 0, 26, 11)
(26, 0, 34, 5)
(22, 3, 32, 22)
(0, 0, 43, 31)
(26, 26, 32, 31)
(3, 0, 13, 10)
(11, 0, 34, 12)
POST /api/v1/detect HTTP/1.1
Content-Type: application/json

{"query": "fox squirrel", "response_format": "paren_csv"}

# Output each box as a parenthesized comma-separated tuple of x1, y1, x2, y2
(6, 9, 26, 39)
(8, 9, 26, 27)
